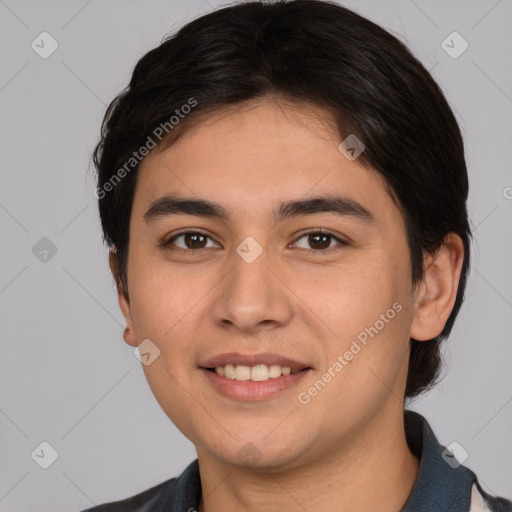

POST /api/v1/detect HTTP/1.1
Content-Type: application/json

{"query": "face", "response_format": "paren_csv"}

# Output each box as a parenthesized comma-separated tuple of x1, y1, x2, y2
(118, 98, 421, 470)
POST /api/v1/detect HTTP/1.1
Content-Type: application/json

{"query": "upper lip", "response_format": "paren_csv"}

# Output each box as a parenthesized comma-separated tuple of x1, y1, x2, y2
(200, 352, 312, 372)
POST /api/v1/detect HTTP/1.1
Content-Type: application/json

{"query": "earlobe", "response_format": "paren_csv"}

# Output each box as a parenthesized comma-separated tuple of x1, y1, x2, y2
(410, 233, 465, 341)
(109, 249, 138, 347)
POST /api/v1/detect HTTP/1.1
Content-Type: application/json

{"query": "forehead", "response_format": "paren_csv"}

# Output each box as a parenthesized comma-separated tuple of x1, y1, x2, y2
(133, 99, 397, 226)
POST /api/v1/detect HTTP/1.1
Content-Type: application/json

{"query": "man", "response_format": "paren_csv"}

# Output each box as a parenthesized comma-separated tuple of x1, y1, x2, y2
(84, 1, 512, 510)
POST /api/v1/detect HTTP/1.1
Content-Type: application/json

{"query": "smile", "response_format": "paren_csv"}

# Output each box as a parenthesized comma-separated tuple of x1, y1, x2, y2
(208, 363, 303, 382)
(200, 369, 312, 402)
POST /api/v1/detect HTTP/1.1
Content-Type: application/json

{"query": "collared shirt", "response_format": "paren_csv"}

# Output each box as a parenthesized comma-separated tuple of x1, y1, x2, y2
(81, 410, 512, 512)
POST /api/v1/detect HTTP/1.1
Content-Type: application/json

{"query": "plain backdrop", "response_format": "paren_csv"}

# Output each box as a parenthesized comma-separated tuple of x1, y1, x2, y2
(0, 0, 511, 510)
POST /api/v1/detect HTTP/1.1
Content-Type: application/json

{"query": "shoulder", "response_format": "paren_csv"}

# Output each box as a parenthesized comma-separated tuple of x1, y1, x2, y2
(78, 459, 201, 512)
(471, 482, 512, 512)
(79, 477, 177, 512)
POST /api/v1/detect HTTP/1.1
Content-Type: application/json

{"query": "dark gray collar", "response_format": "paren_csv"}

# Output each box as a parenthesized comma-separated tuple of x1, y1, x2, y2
(402, 410, 476, 512)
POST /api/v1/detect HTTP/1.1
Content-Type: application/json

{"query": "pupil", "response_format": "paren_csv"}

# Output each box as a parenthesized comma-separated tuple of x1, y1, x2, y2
(186, 233, 206, 249)
(310, 234, 329, 249)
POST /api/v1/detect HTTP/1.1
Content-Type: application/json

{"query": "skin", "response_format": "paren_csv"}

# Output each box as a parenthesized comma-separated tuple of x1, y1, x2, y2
(110, 97, 464, 512)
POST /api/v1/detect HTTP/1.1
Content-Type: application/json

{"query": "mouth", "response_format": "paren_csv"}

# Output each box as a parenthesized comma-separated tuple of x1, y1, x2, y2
(199, 353, 313, 400)
(202, 363, 309, 382)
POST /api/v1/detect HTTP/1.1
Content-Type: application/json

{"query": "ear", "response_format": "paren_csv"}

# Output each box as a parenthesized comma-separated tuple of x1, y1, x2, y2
(109, 249, 138, 347)
(410, 233, 465, 341)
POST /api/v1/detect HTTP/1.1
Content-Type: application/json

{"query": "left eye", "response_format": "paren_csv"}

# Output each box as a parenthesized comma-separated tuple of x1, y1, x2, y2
(291, 231, 346, 251)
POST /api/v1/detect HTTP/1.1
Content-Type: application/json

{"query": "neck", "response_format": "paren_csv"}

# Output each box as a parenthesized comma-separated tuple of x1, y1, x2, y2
(196, 407, 419, 512)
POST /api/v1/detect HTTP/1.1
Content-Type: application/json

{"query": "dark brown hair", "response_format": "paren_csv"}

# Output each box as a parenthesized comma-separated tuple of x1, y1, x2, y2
(92, 0, 471, 399)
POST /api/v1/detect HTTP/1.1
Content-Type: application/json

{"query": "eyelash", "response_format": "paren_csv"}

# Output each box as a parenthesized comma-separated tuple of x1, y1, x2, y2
(162, 229, 348, 255)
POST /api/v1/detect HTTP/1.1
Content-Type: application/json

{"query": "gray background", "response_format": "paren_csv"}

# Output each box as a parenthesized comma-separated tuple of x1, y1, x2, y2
(0, 0, 511, 510)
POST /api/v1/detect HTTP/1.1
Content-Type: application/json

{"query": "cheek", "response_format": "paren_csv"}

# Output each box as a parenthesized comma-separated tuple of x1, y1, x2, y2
(126, 254, 191, 356)
(128, 245, 186, 314)
(297, 254, 398, 339)
(302, 253, 412, 391)
(126, 259, 202, 432)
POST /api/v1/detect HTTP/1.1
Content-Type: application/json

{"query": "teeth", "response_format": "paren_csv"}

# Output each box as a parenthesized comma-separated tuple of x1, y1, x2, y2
(224, 364, 236, 379)
(251, 364, 269, 381)
(213, 363, 299, 381)
(268, 364, 282, 378)
(235, 365, 251, 381)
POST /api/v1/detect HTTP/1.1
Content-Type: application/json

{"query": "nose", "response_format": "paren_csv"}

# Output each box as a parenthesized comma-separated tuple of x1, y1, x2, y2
(210, 243, 294, 335)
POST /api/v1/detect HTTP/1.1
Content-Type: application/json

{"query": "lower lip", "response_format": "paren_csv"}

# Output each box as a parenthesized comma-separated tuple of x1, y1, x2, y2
(200, 368, 311, 401)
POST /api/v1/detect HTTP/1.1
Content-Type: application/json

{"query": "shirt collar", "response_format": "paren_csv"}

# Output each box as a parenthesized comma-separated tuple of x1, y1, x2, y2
(402, 409, 476, 511)
(156, 457, 201, 512)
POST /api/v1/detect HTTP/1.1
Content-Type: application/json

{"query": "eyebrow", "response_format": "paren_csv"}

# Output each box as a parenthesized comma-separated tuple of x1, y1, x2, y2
(143, 193, 374, 225)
